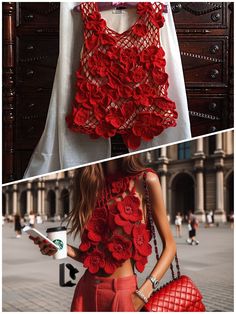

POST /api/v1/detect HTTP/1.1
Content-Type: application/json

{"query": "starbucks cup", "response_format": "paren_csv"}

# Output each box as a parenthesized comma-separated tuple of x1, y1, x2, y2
(46, 226, 67, 259)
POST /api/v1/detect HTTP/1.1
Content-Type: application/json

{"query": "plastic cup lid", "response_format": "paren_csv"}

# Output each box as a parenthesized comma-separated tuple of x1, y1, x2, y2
(46, 226, 67, 233)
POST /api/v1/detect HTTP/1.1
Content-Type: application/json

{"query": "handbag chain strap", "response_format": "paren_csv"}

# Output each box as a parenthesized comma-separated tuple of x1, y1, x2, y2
(143, 172, 181, 280)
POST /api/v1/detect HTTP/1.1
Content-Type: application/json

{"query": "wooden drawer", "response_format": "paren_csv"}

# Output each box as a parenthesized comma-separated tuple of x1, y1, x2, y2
(188, 94, 226, 136)
(16, 63, 57, 88)
(172, 2, 227, 28)
(15, 115, 47, 148)
(18, 37, 59, 61)
(179, 37, 227, 87)
(16, 92, 51, 118)
(17, 3, 59, 28)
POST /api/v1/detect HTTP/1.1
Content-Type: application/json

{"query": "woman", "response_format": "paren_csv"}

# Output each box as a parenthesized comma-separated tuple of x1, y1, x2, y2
(14, 214, 22, 238)
(175, 212, 182, 237)
(30, 156, 176, 311)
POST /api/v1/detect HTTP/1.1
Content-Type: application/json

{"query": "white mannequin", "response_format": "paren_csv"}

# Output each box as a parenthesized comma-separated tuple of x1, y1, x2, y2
(24, 2, 191, 178)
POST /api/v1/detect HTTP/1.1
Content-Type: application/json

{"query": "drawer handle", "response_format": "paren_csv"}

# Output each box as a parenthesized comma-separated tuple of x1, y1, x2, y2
(26, 44, 35, 51)
(24, 14, 34, 22)
(210, 69, 219, 79)
(211, 13, 220, 22)
(189, 111, 220, 121)
(208, 102, 217, 111)
(171, 3, 182, 13)
(26, 70, 34, 77)
(209, 126, 217, 132)
(209, 45, 219, 54)
(28, 103, 35, 108)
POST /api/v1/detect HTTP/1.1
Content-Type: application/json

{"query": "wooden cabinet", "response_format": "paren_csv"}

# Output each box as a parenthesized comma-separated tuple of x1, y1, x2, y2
(172, 2, 233, 136)
(2, 2, 234, 183)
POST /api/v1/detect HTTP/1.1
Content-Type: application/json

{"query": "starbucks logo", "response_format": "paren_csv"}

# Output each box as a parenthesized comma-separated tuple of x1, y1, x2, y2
(53, 239, 64, 250)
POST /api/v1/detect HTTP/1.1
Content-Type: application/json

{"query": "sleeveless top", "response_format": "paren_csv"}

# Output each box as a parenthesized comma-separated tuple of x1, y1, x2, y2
(78, 168, 156, 274)
(66, 2, 178, 149)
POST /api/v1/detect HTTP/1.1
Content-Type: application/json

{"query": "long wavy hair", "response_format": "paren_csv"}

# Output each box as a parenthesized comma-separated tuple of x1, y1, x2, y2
(67, 155, 145, 238)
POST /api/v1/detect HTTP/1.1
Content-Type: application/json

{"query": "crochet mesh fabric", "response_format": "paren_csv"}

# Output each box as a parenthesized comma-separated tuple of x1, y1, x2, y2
(66, 2, 178, 149)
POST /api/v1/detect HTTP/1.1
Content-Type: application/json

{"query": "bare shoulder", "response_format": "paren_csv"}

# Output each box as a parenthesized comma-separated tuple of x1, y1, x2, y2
(144, 169, 160, 186)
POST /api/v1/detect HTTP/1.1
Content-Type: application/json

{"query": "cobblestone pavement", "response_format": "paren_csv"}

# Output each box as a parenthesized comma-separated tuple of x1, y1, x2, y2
(2, 222, 234, 312)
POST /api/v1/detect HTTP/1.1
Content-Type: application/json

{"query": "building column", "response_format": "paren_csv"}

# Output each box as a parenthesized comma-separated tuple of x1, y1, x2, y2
(215, 133, 223, 152)
(213, 133, 226, 223)
(55, 177, 60, 217)
(160, 146, 167, 157)
(41, 181, 46, 218)
(196, 137, 204, 153)
(13, 184, 18, 215)
(37, 181, 42, 215)
(26, 182, 33, 214)
(195, 170, 204, 214)
(158, 147, 168, 207)
(5, 191, 10, 216)
(192, 142, 205, 222)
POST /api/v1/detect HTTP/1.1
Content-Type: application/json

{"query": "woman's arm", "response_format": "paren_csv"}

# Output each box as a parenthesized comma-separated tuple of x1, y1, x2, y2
(29, 237, 84, 263)
(67, 244, 84, 263)
(132, 171, 176, 310)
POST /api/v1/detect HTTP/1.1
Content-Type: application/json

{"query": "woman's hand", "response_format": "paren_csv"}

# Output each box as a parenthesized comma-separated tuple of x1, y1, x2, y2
(131, 292, 145, 312)
(29, 236, 57, 256)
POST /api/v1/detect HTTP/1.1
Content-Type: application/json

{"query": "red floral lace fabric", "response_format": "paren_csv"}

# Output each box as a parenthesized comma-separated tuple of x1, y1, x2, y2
(79, 169, 156, 274)
(66, 2, 178, 149)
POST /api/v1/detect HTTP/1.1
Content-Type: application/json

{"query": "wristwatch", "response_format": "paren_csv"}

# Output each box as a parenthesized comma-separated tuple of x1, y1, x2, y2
(147, 275, 159, 292)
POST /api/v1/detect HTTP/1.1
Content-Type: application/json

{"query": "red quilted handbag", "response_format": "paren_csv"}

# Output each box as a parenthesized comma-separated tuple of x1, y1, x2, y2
(142, 173, 206, 312)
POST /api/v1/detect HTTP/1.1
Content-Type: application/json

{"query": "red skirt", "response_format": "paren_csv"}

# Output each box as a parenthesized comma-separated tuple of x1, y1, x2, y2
(71, 271, 137, 312)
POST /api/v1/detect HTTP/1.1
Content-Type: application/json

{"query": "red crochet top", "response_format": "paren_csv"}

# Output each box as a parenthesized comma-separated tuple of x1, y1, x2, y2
(78, 168, 156, 274)
(66, 2, 178, 149)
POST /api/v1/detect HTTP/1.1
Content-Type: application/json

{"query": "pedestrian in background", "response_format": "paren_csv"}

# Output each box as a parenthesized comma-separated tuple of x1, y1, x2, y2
(175, 212, 182, 237)
(229, 211, 234, 229)
(29, 211, 35, 228)
(189, 214, 199, 245)
(14, 214, 22, 238)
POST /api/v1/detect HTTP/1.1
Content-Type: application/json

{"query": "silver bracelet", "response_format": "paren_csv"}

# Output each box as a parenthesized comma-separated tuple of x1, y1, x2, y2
(135, 289, 149, 304)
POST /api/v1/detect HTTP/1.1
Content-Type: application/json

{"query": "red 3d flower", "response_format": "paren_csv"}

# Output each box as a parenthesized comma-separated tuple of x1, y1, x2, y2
(85, 12, 106, 33)
(133, 23, 148, 37)
(133, 249, 148, 272)
(79, 230, 93, 252)
(85, 33, 99, 50)
(137, 2, 153, 15)
(155, 97, 177, 112)
(133, 223, 152, 256)
(95, 121, 116, 138)
(152, 68, 168, 85)
(120, 47, 138, 69)
(132, 66, 146, 83)
(83, 249, 106, 274)
(151, 12, 165, 28)
(107, 234, 132, 260)
(111, 177, 130, 194)
(105, 108, 125, 129)
(117, 195, 143, 222)
(92, 206, 108, 220)
(132, 112, 164, 141)
(87, 218, 107, 242)
(122, 132, 141, 150)
(121, 101, 136, 119)
(114, 214, 133, 235)
(73, 107, 90, 126)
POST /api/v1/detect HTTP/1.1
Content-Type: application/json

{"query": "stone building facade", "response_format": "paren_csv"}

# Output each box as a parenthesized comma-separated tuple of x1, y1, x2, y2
(2, 131, 234, 223)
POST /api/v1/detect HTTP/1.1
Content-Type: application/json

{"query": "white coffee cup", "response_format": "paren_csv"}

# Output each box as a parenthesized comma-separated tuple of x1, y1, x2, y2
(46, 226, 67, 259)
